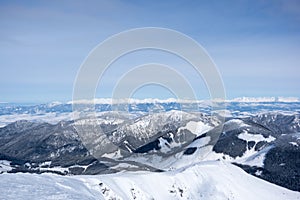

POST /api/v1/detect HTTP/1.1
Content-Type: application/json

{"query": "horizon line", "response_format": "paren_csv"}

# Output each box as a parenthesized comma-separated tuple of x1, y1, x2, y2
(2, 96, 300, 105)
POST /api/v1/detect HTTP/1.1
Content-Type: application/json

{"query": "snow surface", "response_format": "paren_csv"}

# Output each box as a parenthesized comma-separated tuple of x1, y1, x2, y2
(205, 145, 274, 168)
(178, 121, 212, 136)
(238, 131, 276, 143)
(0, 160, 12, 173)
(187, 136, 211, 148)
(237, 146, 274, 167)
(0, 161, 299, 200)
(224, 119, 250, 131)
(290, 142, 299, 147)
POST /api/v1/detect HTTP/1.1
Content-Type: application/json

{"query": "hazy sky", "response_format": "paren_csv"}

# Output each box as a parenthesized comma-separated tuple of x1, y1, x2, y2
(1, 0, 300, 103)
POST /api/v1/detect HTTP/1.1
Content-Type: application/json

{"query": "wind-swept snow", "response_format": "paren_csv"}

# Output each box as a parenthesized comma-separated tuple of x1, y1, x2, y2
(0, 161, 299, 200)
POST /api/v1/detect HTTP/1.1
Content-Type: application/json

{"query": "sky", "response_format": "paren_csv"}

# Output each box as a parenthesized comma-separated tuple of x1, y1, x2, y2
(0, 0, 300, 103)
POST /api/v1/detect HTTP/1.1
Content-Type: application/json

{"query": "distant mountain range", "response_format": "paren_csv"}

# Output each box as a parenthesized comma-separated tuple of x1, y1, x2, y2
(0, 100, 299, 193)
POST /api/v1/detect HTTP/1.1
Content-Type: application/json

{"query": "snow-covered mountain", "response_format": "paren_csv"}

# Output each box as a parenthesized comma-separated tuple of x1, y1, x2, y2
(0, 100, 300, 198)
(1, 161, 299, 200)
(1, 99, 300, 127)
(0, 110, 221, 174)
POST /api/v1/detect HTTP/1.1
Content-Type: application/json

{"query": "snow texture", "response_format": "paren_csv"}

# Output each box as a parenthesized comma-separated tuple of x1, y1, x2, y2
(0, 161, 299, 200)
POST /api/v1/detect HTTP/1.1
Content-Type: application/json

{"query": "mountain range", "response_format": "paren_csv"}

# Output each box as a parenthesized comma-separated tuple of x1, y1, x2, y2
(0, 100, 299, 199)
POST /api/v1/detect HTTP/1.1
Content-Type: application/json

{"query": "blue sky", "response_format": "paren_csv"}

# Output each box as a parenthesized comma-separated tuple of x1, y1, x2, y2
(0, 0, 300, 102)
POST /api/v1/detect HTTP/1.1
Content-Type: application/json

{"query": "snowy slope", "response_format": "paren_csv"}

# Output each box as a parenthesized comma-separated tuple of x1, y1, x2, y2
(0, 161, 299, 200)
(1, 101, 300, 194)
